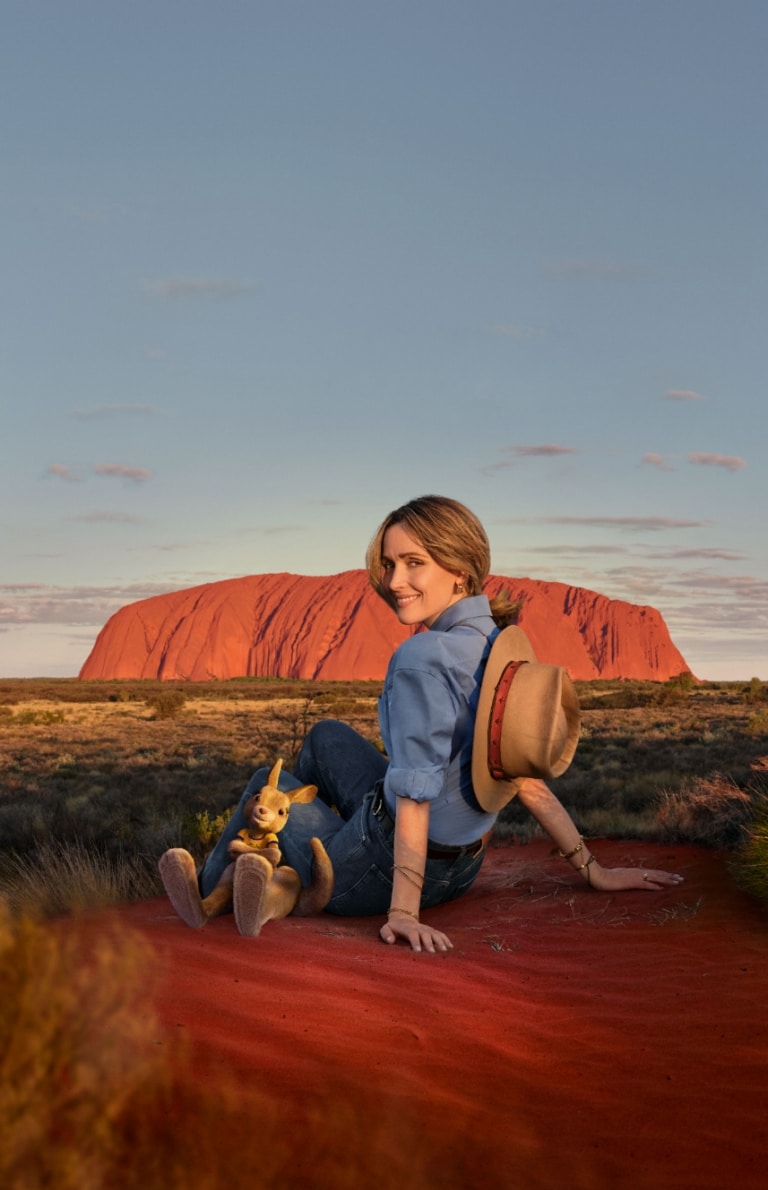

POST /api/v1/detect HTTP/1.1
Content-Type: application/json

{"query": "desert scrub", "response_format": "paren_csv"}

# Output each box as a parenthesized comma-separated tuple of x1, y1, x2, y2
(3, 679, 767, 879)
(656, 773, 754, 847)
(746, 710, 768, 737)
(743, 677, 768, 704)
(8, 708, 67, 726)
(144, 689, 186, 719)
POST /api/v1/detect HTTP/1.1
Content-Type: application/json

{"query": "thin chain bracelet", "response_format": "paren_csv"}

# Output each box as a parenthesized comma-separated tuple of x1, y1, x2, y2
(391, 863, 425, 890)
(388, 906, 420, 920)
(576, 853, 597, 886)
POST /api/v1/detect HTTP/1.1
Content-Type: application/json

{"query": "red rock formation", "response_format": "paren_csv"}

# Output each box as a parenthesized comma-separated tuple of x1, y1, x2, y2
(79, 570, 692, 682)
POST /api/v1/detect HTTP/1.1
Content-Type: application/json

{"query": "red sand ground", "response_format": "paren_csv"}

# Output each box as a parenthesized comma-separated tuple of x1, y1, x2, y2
(120, 842, 768, 1189)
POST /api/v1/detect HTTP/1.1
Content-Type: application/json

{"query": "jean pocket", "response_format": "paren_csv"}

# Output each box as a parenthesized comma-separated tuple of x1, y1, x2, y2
(420, 870, 452, 908)
(421, 851, 485, 907)
(327, 863, 393, 917)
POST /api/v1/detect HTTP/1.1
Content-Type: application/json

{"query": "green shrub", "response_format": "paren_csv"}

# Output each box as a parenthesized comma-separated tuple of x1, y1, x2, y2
(188, 807, 234, 852)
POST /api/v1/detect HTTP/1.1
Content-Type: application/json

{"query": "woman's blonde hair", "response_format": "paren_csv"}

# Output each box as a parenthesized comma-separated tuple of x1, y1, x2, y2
(365, 494, 519, 627)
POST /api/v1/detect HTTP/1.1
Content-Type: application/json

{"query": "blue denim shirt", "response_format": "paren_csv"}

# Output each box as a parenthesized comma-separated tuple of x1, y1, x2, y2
(378, 594, 499, 845)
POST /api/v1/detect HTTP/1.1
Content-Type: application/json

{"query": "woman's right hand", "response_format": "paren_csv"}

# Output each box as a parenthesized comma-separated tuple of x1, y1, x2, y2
(380, 911, 453, 954)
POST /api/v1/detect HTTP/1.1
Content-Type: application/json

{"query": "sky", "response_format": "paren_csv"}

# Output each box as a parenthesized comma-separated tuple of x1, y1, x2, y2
(2, 0, 766, 681)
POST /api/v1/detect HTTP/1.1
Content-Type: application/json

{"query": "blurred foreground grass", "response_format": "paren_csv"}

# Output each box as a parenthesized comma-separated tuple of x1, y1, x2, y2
(0, 902, 470, 1190)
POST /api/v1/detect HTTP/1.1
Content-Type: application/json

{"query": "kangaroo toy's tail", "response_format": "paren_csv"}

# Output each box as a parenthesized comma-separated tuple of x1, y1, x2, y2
(293, 837, 334, 917)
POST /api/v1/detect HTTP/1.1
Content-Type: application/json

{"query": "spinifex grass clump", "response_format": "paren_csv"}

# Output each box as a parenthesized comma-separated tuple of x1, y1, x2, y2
(657, 773, 754, 847)
(0, 902, 157, 1190)
(731, 801, 768, 905)
(0, 840, 161, 919)
(730, 762, 768, 905)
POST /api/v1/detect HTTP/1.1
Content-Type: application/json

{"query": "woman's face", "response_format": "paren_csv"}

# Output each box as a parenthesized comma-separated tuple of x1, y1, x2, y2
(380, 523, 465, 628)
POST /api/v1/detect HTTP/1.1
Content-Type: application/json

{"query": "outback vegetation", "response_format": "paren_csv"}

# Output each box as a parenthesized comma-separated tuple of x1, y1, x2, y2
(0, 674, 767, 916)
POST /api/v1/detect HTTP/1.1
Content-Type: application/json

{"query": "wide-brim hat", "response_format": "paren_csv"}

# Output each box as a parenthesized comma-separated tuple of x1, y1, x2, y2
(472, 626, 581, 813)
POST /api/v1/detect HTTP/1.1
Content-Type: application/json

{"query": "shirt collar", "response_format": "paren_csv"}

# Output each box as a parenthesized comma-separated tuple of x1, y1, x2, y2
(429, 594, 493, 634)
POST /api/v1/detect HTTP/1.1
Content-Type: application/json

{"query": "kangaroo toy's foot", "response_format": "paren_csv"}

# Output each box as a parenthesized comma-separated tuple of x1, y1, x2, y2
(233, 854, 302, 937)
(232, 853, 275, 937)
(158, 848, 207, 928)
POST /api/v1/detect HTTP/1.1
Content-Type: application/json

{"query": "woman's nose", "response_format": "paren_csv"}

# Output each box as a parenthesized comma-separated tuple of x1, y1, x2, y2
(388, 564, 408, 589)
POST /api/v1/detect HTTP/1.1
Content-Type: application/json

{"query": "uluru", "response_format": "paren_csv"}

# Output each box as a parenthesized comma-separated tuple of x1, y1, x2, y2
(79, 571, 691, 682)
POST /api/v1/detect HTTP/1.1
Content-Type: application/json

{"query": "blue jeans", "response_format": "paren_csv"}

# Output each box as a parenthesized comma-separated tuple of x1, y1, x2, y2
(199, 721, 486, 916)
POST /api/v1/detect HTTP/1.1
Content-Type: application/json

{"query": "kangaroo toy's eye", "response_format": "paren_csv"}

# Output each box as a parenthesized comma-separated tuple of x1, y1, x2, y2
(279, 807, 288, 817)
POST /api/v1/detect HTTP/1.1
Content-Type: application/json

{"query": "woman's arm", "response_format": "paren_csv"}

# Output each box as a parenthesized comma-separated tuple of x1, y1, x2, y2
(515, 778, 684, 891)
(379, 797, 453, 953)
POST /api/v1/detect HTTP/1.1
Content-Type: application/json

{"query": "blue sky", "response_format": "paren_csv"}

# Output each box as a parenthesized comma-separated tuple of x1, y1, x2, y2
(2, 0, 766, 680)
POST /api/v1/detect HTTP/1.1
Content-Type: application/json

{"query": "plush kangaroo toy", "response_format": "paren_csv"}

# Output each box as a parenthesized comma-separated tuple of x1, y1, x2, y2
(158, 759, 334, 936)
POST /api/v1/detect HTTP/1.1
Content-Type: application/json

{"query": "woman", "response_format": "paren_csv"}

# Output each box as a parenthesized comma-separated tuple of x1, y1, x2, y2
(172, 495, 683, 952)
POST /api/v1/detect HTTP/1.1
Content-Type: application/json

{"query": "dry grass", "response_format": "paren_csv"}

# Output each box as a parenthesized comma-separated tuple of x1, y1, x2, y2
(657, 773, 754, 847)
(0, 840, 159, 919)
(1, 676, 767, 915)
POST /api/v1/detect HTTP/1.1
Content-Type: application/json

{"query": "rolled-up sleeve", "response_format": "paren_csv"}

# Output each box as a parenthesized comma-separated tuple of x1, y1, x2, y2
(380, 663, 458, 803)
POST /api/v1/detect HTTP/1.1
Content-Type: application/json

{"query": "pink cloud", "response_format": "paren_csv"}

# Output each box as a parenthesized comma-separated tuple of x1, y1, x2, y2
(664, 389, 706, 401)
(688, 453, 746, 473)
(46, 464, 80, 482)
(93, 464, 153, 483)
(537, 515, 709, 531)
(642, 453, 675, 471)
(504, 444, 580, 457)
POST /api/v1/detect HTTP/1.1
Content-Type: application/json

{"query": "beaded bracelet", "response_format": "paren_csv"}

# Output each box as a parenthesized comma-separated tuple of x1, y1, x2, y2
(558, 837, 584, 860)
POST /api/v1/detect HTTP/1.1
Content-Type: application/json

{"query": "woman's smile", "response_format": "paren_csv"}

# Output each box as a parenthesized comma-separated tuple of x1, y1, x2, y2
(381, 524, 465, 628)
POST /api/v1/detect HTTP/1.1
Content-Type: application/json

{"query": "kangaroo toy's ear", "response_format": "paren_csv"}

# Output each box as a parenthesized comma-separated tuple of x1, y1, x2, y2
(288, 784, 319, 806)
(267, 758, 284, 787)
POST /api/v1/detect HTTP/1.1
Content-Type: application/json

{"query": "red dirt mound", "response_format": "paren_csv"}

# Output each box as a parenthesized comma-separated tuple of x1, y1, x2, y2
(113, 841, 766, 1190)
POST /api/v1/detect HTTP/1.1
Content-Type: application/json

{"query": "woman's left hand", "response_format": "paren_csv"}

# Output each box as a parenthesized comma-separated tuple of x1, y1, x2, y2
(380, 913, 454, 953)
(586, 862, 684, 892)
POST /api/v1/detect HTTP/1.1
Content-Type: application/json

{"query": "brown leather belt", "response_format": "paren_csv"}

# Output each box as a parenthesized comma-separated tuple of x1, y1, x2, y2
(370, 785, 488, 862)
